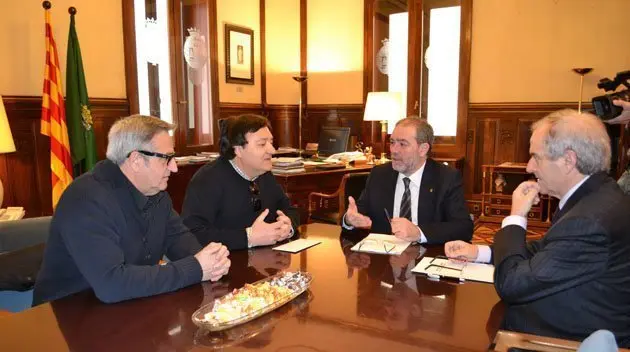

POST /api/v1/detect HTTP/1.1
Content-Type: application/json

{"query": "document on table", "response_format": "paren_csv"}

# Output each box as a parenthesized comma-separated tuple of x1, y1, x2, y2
(412, 256, 495, 283)
(273, 239, 322, 253)
(350, 233, 411, 256)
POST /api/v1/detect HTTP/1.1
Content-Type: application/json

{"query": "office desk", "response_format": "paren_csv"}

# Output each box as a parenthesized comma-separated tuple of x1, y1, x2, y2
(0, 223, 502, 351)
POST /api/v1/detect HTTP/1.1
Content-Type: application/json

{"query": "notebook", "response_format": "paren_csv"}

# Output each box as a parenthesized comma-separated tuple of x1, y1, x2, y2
(412, 256, 495, 283)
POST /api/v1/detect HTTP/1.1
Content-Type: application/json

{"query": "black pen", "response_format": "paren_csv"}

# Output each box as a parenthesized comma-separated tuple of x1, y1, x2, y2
(384, 208, 392, 222)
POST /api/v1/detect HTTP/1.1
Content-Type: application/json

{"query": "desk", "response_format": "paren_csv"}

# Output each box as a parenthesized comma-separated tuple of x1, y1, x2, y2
(0, 223, 502, 351)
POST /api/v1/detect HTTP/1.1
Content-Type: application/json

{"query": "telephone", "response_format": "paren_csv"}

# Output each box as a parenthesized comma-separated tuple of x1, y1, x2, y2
(0, 207, 25, 221)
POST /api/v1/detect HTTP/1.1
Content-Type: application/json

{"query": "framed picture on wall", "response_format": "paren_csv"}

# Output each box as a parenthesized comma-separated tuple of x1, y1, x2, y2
(224, 24, 254, 85)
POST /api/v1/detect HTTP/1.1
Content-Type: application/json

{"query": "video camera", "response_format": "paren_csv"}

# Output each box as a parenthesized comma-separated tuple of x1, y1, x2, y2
(592, 70, 630, 120)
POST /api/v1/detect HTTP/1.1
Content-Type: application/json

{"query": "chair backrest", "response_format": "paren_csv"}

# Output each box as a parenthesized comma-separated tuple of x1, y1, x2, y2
(0, 216, 51, 253)
(338, 172, 370, 219)
(0, 216, 51, 294)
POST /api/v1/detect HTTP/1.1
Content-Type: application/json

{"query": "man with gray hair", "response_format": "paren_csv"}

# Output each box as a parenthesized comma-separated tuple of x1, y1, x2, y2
(33, 115, 230, 305)
(445, 110, 630, 346)
(344, 116, 472, 244)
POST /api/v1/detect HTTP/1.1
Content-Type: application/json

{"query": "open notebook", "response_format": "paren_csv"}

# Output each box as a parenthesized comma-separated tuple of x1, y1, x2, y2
(350, 233, 412, 256)
(412, 256, 495, 283)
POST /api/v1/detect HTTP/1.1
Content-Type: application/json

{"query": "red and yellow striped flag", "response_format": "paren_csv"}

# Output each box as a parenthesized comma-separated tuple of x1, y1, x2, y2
(41, 6, 73, 209)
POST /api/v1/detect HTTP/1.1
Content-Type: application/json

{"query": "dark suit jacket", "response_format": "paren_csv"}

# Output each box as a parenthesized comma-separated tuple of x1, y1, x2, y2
(356, 158, 473, 244)
(493, 172, 630, 347)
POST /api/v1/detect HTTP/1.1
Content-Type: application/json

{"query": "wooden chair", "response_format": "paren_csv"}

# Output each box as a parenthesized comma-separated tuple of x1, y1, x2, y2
(307, 172, 370, 225)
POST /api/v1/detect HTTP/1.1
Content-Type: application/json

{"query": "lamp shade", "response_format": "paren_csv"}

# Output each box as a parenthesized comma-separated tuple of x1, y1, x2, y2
(363, 91, 404, 122)
(0, 96, 16, 154)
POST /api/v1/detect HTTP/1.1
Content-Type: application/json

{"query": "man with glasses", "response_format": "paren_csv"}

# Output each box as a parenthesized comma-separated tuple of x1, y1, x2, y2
(33, 115, 231, 305)
(182, 114, 297, 250)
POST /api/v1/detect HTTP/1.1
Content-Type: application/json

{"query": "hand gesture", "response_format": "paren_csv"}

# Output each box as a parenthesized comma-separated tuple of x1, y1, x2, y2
(195, 242, 231, 282)
(250, 209, 290, 247)
(275, 210, 294, 241)
(604, 100, 630, 125)
(511, 181, 540, 217)
(444, 240, 478, 261)
(345, 196, 372, 228)
(391, 217, 421, 242)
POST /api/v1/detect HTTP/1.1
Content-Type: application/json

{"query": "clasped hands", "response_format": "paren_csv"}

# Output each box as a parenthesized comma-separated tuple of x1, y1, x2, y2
(345, 196, 421, 242)
(195, 242, 231, 282)
(248, 209, 293, 247)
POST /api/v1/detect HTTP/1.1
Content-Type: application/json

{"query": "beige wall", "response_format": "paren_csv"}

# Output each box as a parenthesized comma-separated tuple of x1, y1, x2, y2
(217, 0, 262, 104)
(0, 0, 125, 98)
(265, 0, 301, 105)
(307, 0, 364, 105)
(470, 0, 630, 103)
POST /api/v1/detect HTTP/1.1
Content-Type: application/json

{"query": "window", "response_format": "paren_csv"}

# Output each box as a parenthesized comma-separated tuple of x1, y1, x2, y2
(122, 0, 220, 154)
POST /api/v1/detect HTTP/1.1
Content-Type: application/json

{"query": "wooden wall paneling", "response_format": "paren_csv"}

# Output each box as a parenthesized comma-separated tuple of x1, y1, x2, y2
(219, 103, 264, 120)
(266, 105, 297, 148)
(302, 105, 364, 150)
(1, 96, 129, 217)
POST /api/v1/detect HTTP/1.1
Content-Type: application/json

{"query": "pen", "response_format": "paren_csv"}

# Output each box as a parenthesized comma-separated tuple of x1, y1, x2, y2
(384, 208, 392, 222)
(427, 273, 465, 283)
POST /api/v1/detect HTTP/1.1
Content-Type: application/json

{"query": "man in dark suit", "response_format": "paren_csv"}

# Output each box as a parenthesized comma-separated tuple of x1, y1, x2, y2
(445, 109, 630, 347)
(343, 117, 472, 244)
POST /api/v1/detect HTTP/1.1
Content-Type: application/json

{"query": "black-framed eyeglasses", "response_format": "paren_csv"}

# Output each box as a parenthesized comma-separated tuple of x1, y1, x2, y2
(249, 181, 262, 211)
(129, 150, 176, 164)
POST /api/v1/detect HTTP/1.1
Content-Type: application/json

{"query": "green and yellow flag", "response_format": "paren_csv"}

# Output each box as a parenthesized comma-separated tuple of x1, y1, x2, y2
(65, 9, 96, 173)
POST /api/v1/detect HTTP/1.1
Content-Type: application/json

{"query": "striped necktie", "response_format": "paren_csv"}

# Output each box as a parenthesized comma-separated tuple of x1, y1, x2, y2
(400, 177, 412, 221)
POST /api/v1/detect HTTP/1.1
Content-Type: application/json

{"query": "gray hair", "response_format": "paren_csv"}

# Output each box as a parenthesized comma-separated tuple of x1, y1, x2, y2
(532, 109, 610, 174)
(106, 114, 176, 165)
(395, 116, 435, 147)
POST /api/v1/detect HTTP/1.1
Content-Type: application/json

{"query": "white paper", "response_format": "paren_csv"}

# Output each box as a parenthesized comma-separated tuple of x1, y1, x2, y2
(273, 239, 321, 253)
(412, 256, 495, 283)
(350, 233, 412, 256)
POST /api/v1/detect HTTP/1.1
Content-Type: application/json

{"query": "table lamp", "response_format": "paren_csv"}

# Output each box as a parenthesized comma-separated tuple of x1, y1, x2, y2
(0, 96, 16, 208)
(363, 92, 403, 162)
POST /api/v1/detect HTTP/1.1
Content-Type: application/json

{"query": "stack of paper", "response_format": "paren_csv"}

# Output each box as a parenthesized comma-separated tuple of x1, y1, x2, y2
(272, 157, 305, 174)
(350, 233, 411, 256)
(412, 256, 495, 283)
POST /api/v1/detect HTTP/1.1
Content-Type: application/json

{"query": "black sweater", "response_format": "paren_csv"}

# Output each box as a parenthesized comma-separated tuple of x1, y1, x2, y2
(33, 160, 203, 305)
(181, 157, 299, 250)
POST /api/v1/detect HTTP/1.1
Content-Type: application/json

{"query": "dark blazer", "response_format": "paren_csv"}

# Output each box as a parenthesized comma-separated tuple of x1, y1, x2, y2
(356, 158, 473, 244)
(493, 172, 630, 347)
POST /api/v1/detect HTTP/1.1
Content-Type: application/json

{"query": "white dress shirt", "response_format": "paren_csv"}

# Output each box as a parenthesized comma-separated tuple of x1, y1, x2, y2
(393, 163, 428, 243)
(475, 175, 591, 263)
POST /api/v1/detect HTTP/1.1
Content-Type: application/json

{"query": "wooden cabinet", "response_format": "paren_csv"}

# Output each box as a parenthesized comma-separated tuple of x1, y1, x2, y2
(479, 162, 556, 229)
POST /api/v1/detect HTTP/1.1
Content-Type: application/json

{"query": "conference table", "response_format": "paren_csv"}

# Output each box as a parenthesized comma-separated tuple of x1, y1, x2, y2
(0, 223, 503, 351)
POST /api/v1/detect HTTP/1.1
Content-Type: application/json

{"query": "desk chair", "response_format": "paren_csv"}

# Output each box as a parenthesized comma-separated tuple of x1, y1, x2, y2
(308, 172, 370, 225)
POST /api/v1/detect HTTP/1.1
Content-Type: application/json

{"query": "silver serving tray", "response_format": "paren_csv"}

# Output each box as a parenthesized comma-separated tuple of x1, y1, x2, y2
(191, 271, 312, 331)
